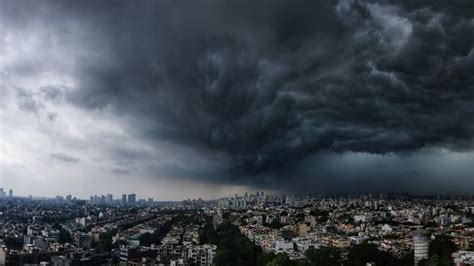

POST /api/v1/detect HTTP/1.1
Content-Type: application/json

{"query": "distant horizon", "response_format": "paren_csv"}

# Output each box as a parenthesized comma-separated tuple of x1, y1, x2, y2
(3, 186, 474, 202)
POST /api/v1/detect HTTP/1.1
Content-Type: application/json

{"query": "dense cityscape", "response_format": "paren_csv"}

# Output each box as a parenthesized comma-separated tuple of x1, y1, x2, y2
(1, 188, 474, 265)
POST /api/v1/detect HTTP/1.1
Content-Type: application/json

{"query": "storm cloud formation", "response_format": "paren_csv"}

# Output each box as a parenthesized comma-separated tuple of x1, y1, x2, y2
(1, 0, 474, 196)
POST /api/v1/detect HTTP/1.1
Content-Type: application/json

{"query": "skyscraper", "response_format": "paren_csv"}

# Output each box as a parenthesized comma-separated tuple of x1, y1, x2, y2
(8, 189, 13, 198)
(414, 232, 429, 265)
(128, 194, 136, 203)
(106, 194, 113, 204)
(122, 194, 127, 204)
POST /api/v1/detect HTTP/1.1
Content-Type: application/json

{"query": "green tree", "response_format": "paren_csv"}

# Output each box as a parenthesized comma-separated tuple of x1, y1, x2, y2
(53, 223, 73, 244)
(139, 220, 173, 246)
(96, 238, 113, 253)
(200, 223, 218, 245)
(2, 237, 23, 250)
(257, 253, 276, 266)
(346, 242, 397, 266)
(93, 228, 118, 253)
(428, 235, 457, 266)
(58, 228, 72, 244)
(305, 246, 342, 266)
(212, 223, 262, 266)
(395, 252, 414, 266)
(214, 249, 232, 266)
(266, 253, 293, 266)
(418, 258, 428, 266)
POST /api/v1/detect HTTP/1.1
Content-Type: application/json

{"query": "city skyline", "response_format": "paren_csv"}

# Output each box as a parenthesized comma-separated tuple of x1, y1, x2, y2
(0, 185, 270, 202)
(3, 184, 474, 203)
(1, 0, 474, 200)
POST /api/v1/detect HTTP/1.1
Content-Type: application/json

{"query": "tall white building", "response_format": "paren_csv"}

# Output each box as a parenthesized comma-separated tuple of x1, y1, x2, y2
(414, 233, 429, 265)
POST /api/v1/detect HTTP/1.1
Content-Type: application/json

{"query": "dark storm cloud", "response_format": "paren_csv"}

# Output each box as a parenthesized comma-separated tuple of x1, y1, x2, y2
(271, 151, 474, 195)
(3, 0, 474, 190)
(50, 153, 80, 163)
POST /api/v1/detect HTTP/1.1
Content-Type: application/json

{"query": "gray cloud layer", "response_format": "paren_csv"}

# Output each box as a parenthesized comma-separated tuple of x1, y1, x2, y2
(1, 0, 474, 194)
(50, 153, 80, 163)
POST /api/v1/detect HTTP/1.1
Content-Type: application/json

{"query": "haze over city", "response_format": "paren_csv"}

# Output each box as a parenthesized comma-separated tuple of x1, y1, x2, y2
(1, 0, 474, 200)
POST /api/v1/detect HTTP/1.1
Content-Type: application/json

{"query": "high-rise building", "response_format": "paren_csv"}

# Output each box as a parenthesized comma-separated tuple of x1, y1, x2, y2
(66, 195, 72, 201)
(106, 194, 113, 204)
(128, 194, 136, 203)
(414, 232, 429, 265)
(0, 188, 4, 198)
(8, 189, 13, 198)
(122, 194, 127, 204)
(286, 195, 295, 205)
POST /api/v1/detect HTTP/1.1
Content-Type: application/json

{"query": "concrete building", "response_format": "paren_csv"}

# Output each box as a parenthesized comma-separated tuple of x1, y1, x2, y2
(185, 244, 216, 266)
(414, 233, 429, 265)
(128, 194, 136, 204)
(274, 240, 294, 254)
(122, 194, 127, 204)
(453, 250, 474, 265)
(106, 194, 113, 204)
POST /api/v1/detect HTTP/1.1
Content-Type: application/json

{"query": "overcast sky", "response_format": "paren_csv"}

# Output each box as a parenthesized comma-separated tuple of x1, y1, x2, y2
(1, 0, 473, 200)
